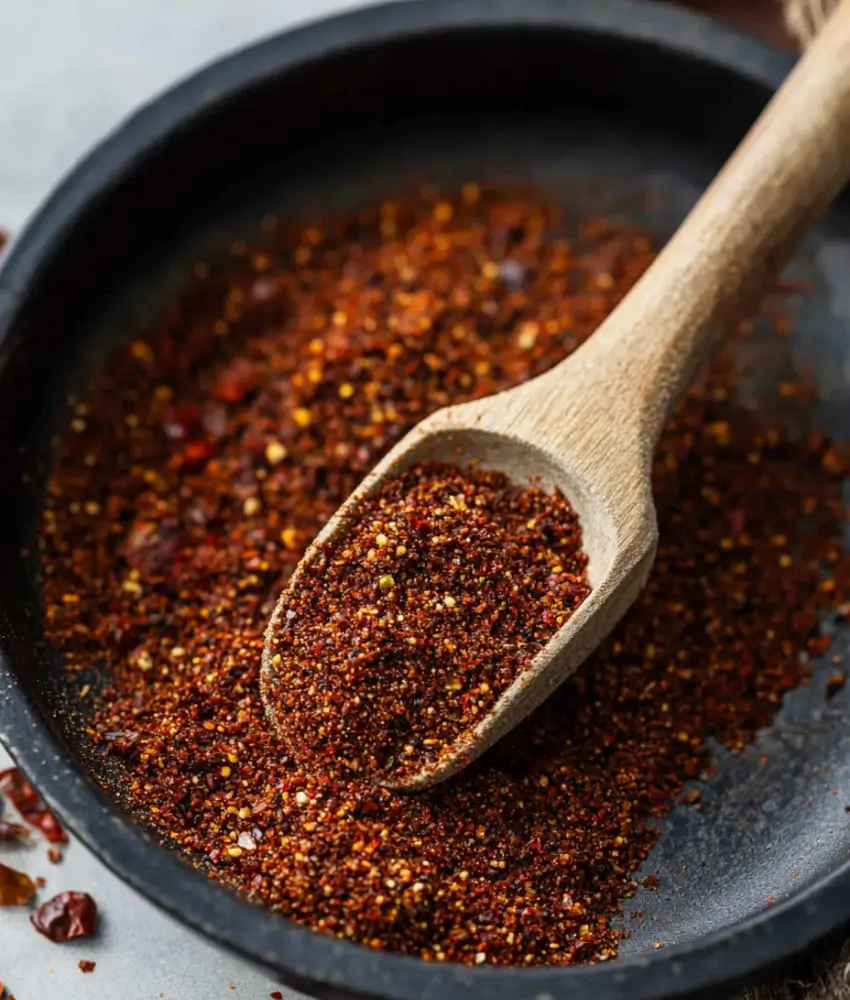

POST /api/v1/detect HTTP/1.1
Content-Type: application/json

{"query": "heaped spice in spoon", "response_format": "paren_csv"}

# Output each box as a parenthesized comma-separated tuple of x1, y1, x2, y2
(0, 862, 37, 907)
(264, 461, 589, 779)
(39, 186, 850, 965)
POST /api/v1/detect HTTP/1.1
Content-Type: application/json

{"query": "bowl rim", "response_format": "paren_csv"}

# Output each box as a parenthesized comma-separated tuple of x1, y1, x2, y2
(1, 1, 845, 998)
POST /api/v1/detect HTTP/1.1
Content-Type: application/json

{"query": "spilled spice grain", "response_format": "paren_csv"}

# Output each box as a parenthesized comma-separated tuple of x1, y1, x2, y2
(39, 186, 850, 965)
(263, 462, 589, 780)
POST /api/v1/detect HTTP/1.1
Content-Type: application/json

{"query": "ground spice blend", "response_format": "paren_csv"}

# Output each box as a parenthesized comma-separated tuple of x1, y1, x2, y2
(263, 461, 590, 781)
(40, 186, 850, 966)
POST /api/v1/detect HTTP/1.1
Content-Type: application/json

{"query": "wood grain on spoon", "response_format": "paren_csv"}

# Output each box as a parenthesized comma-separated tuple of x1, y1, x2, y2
(263, 0, 850, 790)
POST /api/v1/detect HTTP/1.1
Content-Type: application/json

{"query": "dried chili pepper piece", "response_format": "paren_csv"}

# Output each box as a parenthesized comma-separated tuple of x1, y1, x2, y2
(0, 818, 29, 843)
(0, 767, 67, 843)
(78, 960, 96, 974)
(0, 782, 28, 843)
(31, 891, 97, 942)
(826, 672, 846, 699)
(0, 862, 37, 906)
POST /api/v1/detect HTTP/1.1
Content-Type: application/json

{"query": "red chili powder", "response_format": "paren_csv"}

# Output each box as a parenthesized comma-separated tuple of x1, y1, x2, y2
(263, 461, 589, 780)
(39, 186, 850, 965)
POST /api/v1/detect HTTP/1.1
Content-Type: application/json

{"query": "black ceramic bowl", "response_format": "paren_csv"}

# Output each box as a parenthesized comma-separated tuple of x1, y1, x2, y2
(2, 2, 850, 998)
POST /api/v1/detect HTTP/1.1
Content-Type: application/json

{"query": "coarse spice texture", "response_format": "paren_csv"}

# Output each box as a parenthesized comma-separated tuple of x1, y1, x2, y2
(40, 187, 850, 966)
(263, 462, 590, 781)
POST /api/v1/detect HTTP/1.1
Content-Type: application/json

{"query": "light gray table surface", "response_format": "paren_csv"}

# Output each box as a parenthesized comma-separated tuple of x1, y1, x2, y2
(0, 2, 381, 997)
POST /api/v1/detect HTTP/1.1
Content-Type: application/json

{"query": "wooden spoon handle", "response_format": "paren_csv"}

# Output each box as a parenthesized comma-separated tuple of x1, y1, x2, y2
(544, 0, 850, 451)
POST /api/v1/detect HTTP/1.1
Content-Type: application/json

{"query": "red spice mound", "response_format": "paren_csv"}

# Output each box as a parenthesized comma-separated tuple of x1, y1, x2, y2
(31, 891, 97, 942)
(264, 462, 589, 779)
(39, 187, 850, 965)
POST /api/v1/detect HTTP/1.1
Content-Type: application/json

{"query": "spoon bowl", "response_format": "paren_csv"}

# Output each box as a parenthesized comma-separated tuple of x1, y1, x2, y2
(262, 391, 659, 789)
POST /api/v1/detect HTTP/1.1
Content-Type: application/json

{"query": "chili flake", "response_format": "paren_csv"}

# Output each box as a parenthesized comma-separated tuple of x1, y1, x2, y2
(826, 672, 846, 699)
(0, 862, 37, 906)
(31, 891, 97, 942)
(0, 797, 29, 843)
(0, 767, 67, 844)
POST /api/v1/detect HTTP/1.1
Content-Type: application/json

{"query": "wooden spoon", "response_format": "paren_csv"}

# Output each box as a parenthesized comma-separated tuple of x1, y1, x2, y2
(263, 0, 850, 791)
